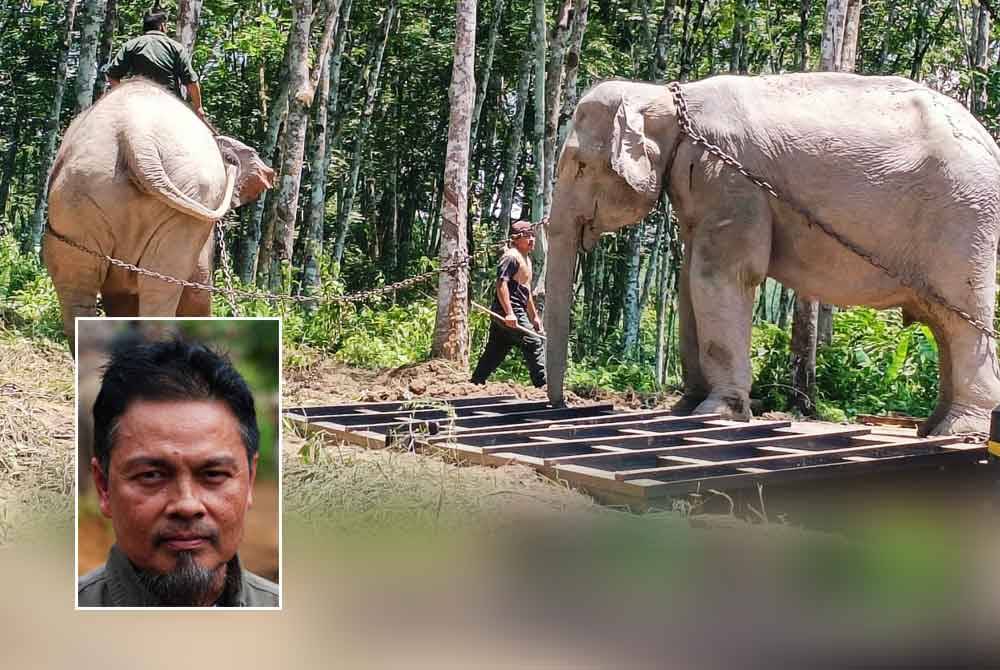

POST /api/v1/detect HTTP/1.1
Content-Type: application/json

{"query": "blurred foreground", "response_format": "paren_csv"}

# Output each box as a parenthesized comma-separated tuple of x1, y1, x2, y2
(4, 492, 1000, 668)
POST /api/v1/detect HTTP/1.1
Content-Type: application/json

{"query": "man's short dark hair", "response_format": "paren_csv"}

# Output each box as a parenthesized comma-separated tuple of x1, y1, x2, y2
(143, 10, 167, 32)
(92, 338, 260, 475)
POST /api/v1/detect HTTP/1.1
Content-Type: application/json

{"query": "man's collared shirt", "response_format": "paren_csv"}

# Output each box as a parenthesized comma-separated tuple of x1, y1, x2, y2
(78, 544, 279, 607)
(106, 30, 198, 98)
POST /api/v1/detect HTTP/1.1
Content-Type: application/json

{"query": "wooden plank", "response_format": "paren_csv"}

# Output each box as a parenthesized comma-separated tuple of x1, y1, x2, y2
(616, 446, 985, 499)
(423, 403, 618, 435)
(298, 399, 552, 425)
(474, 420, 793, 456)
(433, 412, 722, 446)
(541, 425, 873, 466)
(613, 435, 968, 480)
(285, 395, 518, 417)
(426, 410, 708, 441)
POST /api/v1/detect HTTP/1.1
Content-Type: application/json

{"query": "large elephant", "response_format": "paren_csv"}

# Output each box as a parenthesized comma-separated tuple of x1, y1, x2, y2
(545, 73, 1000, 437)
(43, 78, 274, 348)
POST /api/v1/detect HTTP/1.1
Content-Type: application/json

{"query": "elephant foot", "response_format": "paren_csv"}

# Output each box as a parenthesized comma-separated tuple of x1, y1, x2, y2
(670, 393, 707, 416)
(693, 389, 752, 422)
(918, 403, 991, 437)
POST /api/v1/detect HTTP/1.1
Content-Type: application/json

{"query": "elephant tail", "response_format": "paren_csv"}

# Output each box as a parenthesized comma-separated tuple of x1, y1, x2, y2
(122, 132, 236, 223)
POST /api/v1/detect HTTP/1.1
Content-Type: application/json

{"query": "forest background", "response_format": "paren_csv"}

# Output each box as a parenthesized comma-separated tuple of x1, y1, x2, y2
(0, 0, 995, 421)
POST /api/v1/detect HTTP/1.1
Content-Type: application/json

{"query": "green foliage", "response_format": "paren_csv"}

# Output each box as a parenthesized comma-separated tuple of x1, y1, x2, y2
(816, 309, 938, 418)
(749, 322, 793, 410)
(0, 234, 63, 341)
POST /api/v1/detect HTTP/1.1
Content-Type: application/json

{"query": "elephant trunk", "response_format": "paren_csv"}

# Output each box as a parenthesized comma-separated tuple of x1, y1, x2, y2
(544, 208, 581, 406)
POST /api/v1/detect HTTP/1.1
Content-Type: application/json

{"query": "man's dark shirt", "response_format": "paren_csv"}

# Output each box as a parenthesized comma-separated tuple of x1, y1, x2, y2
(491, 249, 532, 318)
(106, 30, 197, 98)
(78, 544, 279, 607)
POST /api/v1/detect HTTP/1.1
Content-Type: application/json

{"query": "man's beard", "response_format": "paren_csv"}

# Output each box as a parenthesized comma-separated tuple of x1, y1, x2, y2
(134, 551, 225, 606)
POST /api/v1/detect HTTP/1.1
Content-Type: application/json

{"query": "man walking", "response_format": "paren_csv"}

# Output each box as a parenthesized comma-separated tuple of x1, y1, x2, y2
(471, 221, 546, 388)
(106, 6, 206, 120)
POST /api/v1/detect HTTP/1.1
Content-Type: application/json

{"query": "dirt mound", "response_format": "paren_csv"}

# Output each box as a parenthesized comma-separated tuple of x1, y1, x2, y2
(283, 351, 593, 406)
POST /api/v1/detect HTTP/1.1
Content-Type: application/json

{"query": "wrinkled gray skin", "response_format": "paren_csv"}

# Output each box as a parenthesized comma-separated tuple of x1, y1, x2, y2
(545, 73, 1000, 436)
(43, 79, 274, 349)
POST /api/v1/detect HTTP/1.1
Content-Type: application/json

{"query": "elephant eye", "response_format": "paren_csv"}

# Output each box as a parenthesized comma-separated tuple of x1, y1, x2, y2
(576, 162, 586, 178)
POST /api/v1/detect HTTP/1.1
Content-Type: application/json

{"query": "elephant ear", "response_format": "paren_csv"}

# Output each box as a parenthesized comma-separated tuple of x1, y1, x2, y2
(610, 97, 662, 198)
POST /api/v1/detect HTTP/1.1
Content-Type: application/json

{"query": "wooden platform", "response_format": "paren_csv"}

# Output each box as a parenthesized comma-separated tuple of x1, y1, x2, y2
(285, 396, 987, 506)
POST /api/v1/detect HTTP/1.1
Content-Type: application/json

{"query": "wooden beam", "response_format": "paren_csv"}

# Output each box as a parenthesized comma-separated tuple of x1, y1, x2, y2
(475, 420, 793, 455)
(541, 425, 873, 466)
(434, 412, 723, 446)
(612, 435, 970, 480)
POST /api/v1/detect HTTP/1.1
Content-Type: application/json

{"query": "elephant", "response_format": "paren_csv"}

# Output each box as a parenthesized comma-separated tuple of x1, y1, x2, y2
(544, 73, 1000, 437)
(43, 78, 274, 349)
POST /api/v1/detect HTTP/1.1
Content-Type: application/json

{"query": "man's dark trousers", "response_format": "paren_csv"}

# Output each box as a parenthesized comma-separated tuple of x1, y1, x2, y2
(471, 313, 546, 387)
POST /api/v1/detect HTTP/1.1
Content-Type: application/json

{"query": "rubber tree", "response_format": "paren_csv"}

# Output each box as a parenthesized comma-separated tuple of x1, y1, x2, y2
(497, 51, 533, 233)
(176, 0, 203, 55)
(300, 0, 354, 296)
(529, 0, 547, 293)
(258, 0, 341, 290)
(242, 35, 293, 282)
(331, 0, 397, 270)
(27, 0, 79, 253)
(75, 0, 107, 113)
(430, 0, 476, 365)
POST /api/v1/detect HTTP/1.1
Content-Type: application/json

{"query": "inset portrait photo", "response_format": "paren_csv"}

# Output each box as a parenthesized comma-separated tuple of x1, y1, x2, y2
(75, 318, 280, 609)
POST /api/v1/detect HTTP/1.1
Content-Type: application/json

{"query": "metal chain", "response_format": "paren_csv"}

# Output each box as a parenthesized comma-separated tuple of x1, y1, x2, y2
(214, 216, 241, 315)
(667, 81, 999, 340)
(44, 223, 470, 306)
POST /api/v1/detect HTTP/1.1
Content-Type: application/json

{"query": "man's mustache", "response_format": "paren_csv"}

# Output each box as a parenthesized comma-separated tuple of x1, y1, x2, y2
(152, 524, 220, 548)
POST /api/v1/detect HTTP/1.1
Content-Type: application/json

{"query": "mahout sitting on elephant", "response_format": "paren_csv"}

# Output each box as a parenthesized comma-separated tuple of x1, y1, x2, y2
(43, 78, 274, 349)
(544, 73, 1000, 437)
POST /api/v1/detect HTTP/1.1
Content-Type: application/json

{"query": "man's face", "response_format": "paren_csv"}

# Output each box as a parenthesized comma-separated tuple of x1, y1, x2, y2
(512, 232, 536, 254)
(92, 399, 257, 578)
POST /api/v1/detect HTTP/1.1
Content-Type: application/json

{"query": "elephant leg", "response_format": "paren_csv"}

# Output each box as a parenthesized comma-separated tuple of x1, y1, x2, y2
(42, 235, 104, 354)
(176, 236, 214, 317)
(135, 218, 211, 316)
(688, 194, 772, 421)
(672, 250, 711, 415)
(101, 292, 138, 317)
(917, 305, 1000, 436)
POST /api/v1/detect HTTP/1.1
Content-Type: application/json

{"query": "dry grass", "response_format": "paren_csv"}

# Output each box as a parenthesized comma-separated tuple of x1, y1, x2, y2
(282, 424, 608, 533)
(0, 329, 75, 544)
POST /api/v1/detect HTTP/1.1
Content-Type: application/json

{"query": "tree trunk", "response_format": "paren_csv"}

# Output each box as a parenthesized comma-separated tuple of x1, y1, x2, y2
(621, 222, 643, 358)
(75, 0, 107, 113)
(243, 33, 294, 282)
(542, 0, 574, 219)
(651, 0, 676, 79)
(94, 0, 117, 100)
(300, 0, 353, 294)
(176, 0, 204, 55)
(730, 0, 746, 74)
(794, 0, 810, 70)
(332, 0, 397, 270)
(28, 0, 79, 253)
(790, 297, 818, 414)
(431, 0, 476, 365)
(260, 0, 341, 290)
(839, 0, 863, 72)
(296, 38, 334, 299)
(470, 0, 506, 151)
(819, 0, 848, 71)
(498, 51, 532, 233)
(973, 3, 990, 115)
(558, 0, 589, 152)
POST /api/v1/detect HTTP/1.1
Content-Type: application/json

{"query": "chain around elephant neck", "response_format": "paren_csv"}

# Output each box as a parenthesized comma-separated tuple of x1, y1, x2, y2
(666, 81, 999, 341)
(43, 222, 470, 307)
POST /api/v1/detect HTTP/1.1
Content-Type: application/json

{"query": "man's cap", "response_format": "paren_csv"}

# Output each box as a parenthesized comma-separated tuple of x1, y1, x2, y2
(510, 220, 534, 238)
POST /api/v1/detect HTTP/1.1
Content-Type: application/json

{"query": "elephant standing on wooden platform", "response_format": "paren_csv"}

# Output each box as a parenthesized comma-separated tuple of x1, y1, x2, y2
(544, 73, 1000, 437)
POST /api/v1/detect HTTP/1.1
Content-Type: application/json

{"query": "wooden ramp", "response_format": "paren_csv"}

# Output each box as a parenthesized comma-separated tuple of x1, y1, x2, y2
(285, 397, 986, 506)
